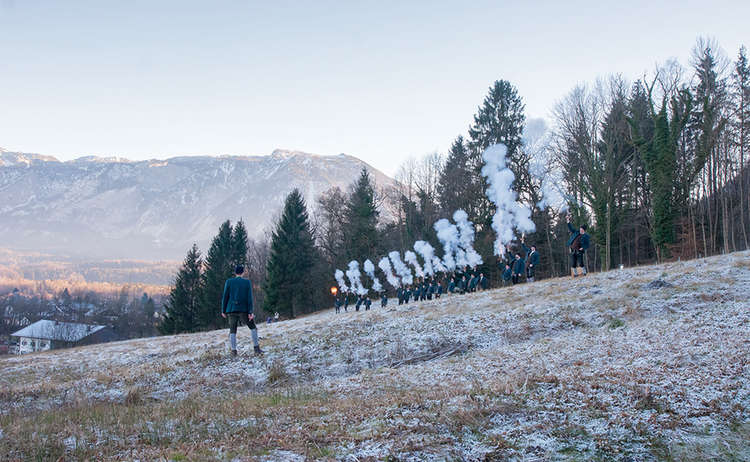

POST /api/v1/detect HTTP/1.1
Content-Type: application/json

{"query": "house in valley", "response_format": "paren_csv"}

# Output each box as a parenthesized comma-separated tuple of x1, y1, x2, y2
(10, 320, 118, 354)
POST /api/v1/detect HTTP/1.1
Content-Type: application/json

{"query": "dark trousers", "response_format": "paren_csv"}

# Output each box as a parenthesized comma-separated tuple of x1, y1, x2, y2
(570, 251, 585, 268)
(512, 274, 520, 284)
(228, 313, 256, 334)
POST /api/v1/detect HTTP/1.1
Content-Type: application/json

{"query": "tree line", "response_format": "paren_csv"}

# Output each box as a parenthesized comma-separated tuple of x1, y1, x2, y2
(162, 37, 749, 330)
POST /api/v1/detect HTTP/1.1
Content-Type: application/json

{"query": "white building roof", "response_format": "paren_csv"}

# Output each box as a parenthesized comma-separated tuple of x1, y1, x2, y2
(10, 320, 106, 342)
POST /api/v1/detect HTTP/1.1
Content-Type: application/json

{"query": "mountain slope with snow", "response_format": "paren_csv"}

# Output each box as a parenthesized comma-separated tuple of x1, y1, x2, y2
(1, 251, 748, 460)
(0, 149, 395, 259)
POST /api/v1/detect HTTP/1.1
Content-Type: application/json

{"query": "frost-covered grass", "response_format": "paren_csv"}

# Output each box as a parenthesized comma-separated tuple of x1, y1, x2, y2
(1, 251, 749, 461)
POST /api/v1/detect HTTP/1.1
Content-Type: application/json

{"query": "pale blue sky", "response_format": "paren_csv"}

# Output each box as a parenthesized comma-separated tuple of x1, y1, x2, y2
(1, 1, 747, 175)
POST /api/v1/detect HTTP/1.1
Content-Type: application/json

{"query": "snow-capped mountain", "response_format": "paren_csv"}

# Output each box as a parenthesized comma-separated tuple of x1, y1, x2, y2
(0, 148, 396, 259)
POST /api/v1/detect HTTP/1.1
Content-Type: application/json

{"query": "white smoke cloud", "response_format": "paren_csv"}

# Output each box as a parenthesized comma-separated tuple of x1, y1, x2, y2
(346, 261, 368, 295)
(363, 259, 383, 293)
(453, 210, 483, 268)
(404, 250, 424, 278)
(378, 256, 400, 288)
(524, 118, 567, 212)
(334, 269, 348, 292)
(434, 218, 459, 270)
(454, 247, 468, 268)
(413, 240, 435, 276)
(480, 144, 536, 257)
(431, 255, 447, 273)
(389, 251, 413, 285)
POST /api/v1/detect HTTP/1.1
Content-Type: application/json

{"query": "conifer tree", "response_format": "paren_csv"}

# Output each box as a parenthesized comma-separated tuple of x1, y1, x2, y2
(343, 168, 380, 262)
(631, 92, 692, 260)
(437, 136, 475, 216)
(159, 244, 203, 334)
(198, 220, 234, 329)
(231, 219, 249, 268)
(466, 80, 528, 226)
(263, 189, 316, 318)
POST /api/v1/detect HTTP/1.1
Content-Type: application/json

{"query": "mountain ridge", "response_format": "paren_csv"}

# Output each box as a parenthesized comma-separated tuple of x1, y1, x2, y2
(0, 148, 396, 260)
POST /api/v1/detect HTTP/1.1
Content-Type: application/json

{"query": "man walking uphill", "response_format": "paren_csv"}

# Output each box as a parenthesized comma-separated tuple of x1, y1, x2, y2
(221, 265, 263, 357)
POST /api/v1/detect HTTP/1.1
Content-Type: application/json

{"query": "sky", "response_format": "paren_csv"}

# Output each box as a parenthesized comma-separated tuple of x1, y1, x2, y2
(1, 0, 748, 176)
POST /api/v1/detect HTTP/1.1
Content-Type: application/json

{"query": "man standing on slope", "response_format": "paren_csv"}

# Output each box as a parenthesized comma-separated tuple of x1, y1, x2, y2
(221, 265, 263, 357)
(567, 215, 591, 277)
(521, 237, 540, 282)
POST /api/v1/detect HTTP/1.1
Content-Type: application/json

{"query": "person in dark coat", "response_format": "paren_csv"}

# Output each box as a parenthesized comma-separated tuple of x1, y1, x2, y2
(381, 291, 388, 307)
(502, 264, 512, 286)
(364, 297, 372, 311)
(479, 273, 489, 290)
(221, 265, 262, 356)
(396, 287, 403, 305)
(334, 293, 342, 314)
(512, 253, 525, 285)
(343, 291, 350, 312)
(448, 278, 456, 294)
(521, 238, 540, 282)
(436, 281, 443, 298)
(468, 274, 479, 292)
(355, 295, 363, 311)
(403, 287, 411, 304)
(567, 215, 591, 277)
(458, 275, 467, 294)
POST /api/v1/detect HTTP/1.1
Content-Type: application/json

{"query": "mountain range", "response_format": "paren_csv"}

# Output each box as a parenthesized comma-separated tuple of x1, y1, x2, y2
(0, 147, 395, 260)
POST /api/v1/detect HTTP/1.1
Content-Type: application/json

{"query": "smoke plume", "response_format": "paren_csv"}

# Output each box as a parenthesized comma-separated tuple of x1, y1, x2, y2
(413, 240, 435, 276)
(404, 250, 424, 278)
(363, 259, 383, 292)
(334, 269, 348, 292)
(434, 218, 459, 270)
(480, 144, 535, 257)
(346, 261, 368, 295)
(389, 251, 413, 285)
(453, 210, 483, 268)
(378, 256, 401, 288)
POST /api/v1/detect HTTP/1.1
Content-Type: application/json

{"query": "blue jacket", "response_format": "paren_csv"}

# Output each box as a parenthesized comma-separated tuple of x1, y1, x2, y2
(222, 277, 254, 314)
(522, 243, 540, 267)
(502, 267, 512, 281)
(567, 222, 590, 250)
(513, 257, 525, 275)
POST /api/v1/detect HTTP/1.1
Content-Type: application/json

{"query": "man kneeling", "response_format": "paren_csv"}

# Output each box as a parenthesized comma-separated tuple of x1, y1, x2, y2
(221, 265, 263, 357)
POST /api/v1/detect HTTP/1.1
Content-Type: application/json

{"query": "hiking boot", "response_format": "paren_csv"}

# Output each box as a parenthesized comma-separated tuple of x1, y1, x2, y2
(230, 349, 238, 357)
(254, 345, 263, 356)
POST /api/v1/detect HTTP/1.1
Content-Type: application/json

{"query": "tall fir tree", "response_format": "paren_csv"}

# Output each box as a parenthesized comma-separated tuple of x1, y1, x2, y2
(159, 244, 203, 334)
(343, 168, 380, 262)
(437, 136, 475, 216)
(631, 92, 692, 260)
(263, 189, 316, 319)
(231, 219, 249, 268)
(198, 220, 234, 329)
(466, 79, 528, 226)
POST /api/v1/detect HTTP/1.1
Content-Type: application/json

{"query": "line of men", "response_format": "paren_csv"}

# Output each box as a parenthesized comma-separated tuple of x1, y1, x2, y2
(333, 269, 492, 313)
(332, 217, 591, 313)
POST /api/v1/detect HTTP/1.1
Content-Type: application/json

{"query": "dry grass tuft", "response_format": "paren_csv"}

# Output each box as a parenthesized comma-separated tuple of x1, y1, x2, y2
(124, 386, 143, 406)
(267, 361, 289, 384)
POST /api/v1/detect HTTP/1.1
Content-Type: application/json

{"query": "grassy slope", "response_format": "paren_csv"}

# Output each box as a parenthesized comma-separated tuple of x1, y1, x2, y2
(1, 252, 749, 461)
